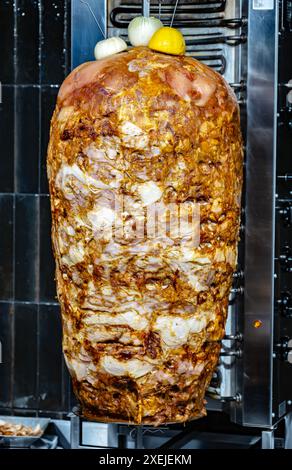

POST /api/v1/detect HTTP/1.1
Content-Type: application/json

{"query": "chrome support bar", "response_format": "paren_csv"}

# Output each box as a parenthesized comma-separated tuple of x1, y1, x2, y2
(261, 430, 275, 449)
(230, 287, 244, 295)
(69, 413, 81, 449)
(232, 270, 244, 279)
(220, 393, 242, 403)
(220, 350, 243, 358)
(277, 174, 292, 181)
(229, 81, 247, 90)
(142, 0, 150, 17)
(242, 0, 278, 428)
(224, 333, 243, 341)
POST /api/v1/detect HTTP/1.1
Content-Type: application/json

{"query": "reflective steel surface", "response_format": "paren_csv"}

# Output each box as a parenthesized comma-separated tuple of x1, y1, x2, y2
(71, 0, 107, 68)
(241, 0, 278, 427)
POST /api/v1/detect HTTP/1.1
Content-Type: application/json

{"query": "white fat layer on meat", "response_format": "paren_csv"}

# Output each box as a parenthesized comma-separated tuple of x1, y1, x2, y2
(150, 146, 161, 156)
(187, 274, 208, 291)
(137, 181, 162, 206)
(84, 142, 118, 162)
(61, 242, 85, 266)
(101, 240, 123, 259)
(214, 246, 236, 266)
(211, 199, 222, 214)
(65, 225, 75, 236)
(86, 328, 142, 345)
(118, 331, 142, 345)
(86, 329, 120, 343)
(128, 242, 152, 255)
(121, 121, 144, 136)
(128, 59, 169, 75)
(107, 148, 117, 159)
(84, 145, 122, 187)
(154, 370, 175, 384)
(177, 159, 186, 169)
(101, 285, 113, 296)
(177, 360, 206, 376)
(101, 356, 154, 378)
(87, 206, 116, 230)
(214, 248, 225, 262)
(55, 164, 110, 197)
(120, 121, 149, 149)
(57, 232, 66, 253)
(154, 312, 214, 348)
(57, 106, 75, 123)
(168, 256, 211, 291)
(65, 357, 88, 382)
(180, 247, 211, 264)
(227, 246, 237, 267)
(84, 144, 107, 162)
(83, 282, 119, 308)
(83, 309, 149, 330)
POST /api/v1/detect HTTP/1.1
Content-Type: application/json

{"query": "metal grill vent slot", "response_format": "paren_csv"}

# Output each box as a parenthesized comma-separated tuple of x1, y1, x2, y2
(185, 33, 246, 47)
(110, 1, 228, 28)
(107, 0, 245, 82)
(111, 9, 244, 29)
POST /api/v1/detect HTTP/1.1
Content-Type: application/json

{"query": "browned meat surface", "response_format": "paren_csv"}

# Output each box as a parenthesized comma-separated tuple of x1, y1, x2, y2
(47, 47, 243, 425)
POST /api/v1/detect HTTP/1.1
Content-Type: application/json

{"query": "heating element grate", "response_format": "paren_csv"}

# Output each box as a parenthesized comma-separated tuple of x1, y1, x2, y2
(107, 0, 246, 81)
(109, 2, 231, 28)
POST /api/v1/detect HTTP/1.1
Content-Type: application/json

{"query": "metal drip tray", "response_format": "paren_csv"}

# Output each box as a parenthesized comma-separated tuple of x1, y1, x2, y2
(0, 435, 58, 449)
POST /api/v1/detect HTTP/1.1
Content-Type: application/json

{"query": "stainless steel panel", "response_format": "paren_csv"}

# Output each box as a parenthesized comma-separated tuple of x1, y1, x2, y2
(261, 430, 275, 449)
(284, 412, 292, 449)
(212, 0, 247, 410)
(240, 1, 278, 427)
(69, 413, 80, 449)
(71, 0, 107, 69)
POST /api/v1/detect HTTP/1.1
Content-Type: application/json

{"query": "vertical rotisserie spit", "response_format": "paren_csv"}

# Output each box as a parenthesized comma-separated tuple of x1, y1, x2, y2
(47, 47, 243, 425)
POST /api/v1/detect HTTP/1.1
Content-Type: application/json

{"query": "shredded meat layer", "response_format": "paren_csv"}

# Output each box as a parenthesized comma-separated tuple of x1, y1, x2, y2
(47, 47, 243, 425)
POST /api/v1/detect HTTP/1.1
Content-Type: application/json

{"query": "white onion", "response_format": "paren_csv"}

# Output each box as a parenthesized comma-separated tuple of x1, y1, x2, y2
(94, 37, 127, 60)
(128, 16, 163, 47)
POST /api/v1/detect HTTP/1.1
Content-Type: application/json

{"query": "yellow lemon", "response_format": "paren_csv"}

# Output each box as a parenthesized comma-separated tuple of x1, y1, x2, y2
(148, 27, 186, 55)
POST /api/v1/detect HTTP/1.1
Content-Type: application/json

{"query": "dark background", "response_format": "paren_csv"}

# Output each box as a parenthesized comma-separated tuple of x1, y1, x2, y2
(0, 0, 74, 418)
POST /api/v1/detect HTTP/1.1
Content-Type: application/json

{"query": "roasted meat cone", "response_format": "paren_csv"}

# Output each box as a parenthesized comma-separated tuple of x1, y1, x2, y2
(47, 47, 243, 425)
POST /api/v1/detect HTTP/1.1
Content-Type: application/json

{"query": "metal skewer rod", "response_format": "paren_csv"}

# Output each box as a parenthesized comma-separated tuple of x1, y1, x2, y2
(224, 333, 243, 341)
(79, 0, 105, 38)
(170, 0, 180, 27)
(220, 350, 242, 358)
(220, 393, 242, 403)
(143, 0, 150, 17)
